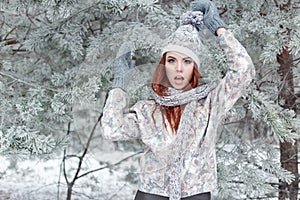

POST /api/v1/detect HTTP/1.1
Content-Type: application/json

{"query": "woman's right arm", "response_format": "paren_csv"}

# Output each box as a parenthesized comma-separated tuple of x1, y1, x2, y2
(101, 88, 141, 141)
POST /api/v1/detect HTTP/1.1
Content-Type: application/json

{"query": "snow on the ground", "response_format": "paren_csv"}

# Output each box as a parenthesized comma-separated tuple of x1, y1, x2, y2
(0, 151, 139, 200)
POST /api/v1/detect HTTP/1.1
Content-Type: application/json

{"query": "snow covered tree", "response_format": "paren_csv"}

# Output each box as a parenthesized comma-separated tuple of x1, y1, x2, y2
(213, 0, 300, 199)
(0, 0, 182, 199)
(0, 0, 178, 154)
(0, 0, 299, 199)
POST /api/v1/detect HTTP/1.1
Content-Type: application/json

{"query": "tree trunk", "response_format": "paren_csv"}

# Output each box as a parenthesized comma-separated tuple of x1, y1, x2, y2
(277, 47, 299, 200)
(279, 141, 299, 199)
(66, 184, 73, 200)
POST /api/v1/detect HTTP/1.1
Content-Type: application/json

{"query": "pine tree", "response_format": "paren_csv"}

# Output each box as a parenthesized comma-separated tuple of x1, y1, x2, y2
(0, 0, 299, 199)
(213, 0, 300, 199)
(0, 0, 179, 154)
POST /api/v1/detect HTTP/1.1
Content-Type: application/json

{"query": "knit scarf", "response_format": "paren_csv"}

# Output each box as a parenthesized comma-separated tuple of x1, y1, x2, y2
(155, 84, 211, 107)
(154, 84, 212, 200)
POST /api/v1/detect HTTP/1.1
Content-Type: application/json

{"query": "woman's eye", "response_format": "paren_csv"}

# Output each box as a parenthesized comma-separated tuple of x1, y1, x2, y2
(184, 59, 192, 64)
(167, 58, 175, 63)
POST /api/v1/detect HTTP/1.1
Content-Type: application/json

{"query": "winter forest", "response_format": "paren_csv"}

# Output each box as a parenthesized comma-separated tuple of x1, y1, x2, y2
(0, 0, 300, 199)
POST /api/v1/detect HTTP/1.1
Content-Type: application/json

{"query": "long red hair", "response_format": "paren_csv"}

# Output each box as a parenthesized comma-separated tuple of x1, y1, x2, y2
(151, 53, 201, 133)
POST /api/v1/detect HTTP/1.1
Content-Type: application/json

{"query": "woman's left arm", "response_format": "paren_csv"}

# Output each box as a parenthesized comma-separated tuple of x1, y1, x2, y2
(191, 0, 255, 114)
(212, 28, 255, 113)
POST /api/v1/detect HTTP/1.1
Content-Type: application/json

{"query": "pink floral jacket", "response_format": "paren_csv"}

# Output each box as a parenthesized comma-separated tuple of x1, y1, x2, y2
(101, 30, 255, 198)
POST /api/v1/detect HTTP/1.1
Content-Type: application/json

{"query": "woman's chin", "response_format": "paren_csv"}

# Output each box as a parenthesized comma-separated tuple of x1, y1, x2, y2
(171, 83, 188, 90)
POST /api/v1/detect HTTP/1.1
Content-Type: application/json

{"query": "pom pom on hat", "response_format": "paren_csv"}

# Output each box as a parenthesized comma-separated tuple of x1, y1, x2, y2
(162, 11, 205, 68)
(180, 11, 204, 31)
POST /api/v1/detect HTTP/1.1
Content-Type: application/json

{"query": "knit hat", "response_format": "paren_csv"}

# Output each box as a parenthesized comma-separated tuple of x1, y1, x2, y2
(162, 11, 205, 68)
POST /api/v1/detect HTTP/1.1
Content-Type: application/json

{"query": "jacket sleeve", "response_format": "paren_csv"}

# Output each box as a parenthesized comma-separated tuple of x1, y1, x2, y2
(101, 88, 141, 141)
(211, 30, 255, 117)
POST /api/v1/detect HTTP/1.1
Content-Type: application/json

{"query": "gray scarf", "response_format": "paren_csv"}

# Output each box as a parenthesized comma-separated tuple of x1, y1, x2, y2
(155, 84, 212, 200)
(155, 84, 211, 107)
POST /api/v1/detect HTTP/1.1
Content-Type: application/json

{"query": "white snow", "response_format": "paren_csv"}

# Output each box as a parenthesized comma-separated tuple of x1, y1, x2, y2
(0, 151, 139, 200)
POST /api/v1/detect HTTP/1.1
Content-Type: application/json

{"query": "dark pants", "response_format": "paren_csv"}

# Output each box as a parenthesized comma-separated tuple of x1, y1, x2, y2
(134, 190, 211, 200)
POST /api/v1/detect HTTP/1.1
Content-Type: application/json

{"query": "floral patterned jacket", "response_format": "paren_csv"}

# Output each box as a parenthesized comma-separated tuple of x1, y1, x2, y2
(101, 30, 255, 198)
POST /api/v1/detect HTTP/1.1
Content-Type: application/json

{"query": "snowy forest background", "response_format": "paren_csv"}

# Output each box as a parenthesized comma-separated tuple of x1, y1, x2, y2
(0, 0, 300, 199)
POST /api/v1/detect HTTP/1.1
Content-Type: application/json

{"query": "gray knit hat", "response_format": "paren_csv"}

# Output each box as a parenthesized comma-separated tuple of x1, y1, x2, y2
(162, 11, 205, 68)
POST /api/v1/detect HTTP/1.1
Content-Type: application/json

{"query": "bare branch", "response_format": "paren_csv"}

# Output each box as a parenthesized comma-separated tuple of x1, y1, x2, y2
(26, 7, 38, 26)
(3, 38, 20, 46)
(77, 150, 143, 179)
(64, 92, 109, 200)
(0, 71, 59, 92)
(3, 26, 17, 41)
(59, 120, 72, 200)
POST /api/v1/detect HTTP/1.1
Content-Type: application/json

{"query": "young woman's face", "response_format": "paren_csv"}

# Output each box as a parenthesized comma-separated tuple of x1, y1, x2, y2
(165, 51, 195, 90)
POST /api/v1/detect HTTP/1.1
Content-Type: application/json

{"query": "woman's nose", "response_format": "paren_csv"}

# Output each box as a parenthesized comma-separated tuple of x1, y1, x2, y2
(176, 62, 183, 72)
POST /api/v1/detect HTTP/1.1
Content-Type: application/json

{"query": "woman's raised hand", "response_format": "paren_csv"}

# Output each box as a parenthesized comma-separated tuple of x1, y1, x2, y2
(190, 0, 227, 35)
(112, 42, 135, 91)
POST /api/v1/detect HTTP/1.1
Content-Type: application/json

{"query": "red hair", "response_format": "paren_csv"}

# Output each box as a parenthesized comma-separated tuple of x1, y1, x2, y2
(151, 53, 201, 133)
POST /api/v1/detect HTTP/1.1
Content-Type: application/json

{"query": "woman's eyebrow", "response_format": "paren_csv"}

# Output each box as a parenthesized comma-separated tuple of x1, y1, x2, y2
(167, 55, 192, 60)
(167, 56, 176, 59)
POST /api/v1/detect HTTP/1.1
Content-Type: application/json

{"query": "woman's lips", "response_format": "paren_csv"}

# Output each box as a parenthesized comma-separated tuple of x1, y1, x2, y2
(174, 75, 184, 84)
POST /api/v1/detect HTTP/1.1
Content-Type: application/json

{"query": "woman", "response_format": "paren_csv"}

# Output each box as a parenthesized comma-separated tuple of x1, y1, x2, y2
(101, 0, 255, 199)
